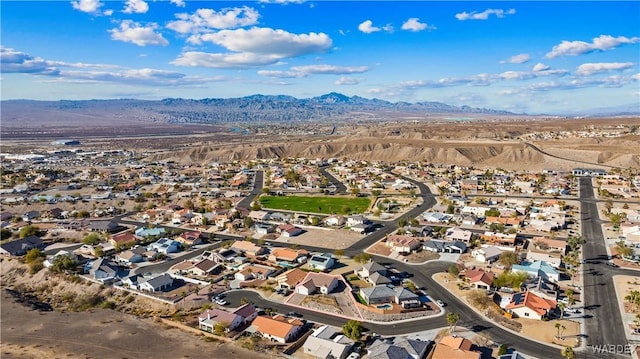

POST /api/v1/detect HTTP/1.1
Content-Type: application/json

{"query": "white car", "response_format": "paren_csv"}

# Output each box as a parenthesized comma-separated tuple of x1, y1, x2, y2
(436, 300, 445, 307)
(215, 299, 228, 306)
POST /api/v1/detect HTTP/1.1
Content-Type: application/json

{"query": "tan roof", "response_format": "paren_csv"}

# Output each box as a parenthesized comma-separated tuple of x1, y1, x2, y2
(431, 336, 480, 359)
(465, 269, 495, 286)
(278, 268, 309, 287)
(111, 232, 136, 244)
(270, 248, 300, 261)
(505, 291, 557, 316)
(298, 272, 339, 289)
(252, 315, 301, 340)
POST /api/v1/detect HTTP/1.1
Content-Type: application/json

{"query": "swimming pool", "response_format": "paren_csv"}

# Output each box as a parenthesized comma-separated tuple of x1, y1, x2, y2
(376, 304, 392, 309)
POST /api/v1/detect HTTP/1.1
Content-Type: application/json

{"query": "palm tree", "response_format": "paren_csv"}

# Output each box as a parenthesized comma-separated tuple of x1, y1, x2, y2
(558, 302, 566, 319)
(625, 290, 640, 310)
(555, 322, 562, 339)
(561, 346, 576, 359)
(446, 312, 460, 334)
(560, 325, 566, 339)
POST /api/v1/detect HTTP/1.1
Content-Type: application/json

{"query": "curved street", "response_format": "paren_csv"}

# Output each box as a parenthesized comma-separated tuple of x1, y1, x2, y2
(117, 171, 631, 359)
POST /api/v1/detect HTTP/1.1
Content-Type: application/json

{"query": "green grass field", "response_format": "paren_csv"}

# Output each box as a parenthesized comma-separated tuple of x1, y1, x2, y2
(259, 195, 371, 215)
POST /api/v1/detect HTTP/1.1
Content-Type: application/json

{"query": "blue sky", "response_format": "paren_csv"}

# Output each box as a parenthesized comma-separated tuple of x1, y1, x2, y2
(1, 1, 639, 114)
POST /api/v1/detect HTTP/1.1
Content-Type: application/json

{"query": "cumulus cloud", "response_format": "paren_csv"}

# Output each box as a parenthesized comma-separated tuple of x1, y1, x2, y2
(533, 63, 550, 72)
(500, 53, 530, 64)
(170, 0, 185, 7)
(123, 0, 148, 14)
(167, 7, 259, 34)
(358, 20, 380, 34)
(575, 62, 635, 76)
(0, 47, 59, 75)
(499, 71, 537, 81)
(545, 35, 640, 59)
(335, 77, 362, 85)
(71, 0, 104, 14)
(109, 20, 168, 46)
(455, 8, 515, 21)
(257, 70, 306, 78)
(172, 51, 283, 68)
(632, 73, 640, 81)
(401, 18, 434, 32)
(198, 27, 331, 57)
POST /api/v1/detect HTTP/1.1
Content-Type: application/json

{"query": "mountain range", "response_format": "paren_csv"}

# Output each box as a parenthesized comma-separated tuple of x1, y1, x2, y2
(1, 93, 517, 126)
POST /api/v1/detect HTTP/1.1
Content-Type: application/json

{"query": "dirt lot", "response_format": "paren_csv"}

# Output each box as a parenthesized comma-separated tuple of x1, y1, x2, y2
(269, 227, 364, 250)
(0, 290, 272, 359)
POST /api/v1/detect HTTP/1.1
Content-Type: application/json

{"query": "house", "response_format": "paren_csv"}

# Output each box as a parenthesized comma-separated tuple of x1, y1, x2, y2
(385, 235, 421, 253)
(87, 258, 119, 282)
(277, 223, 303, 237)
(235, 264, 275, 281)
(444, 228, 473, 242)
(359, 285, 419, 306)
(232, 303, 258, 323)
(134, 227, 166, 238)
(89, 220, 119, 233)
(422, 212, 452, 223)
(189, 259, 222, 276)
(253, 222, 274, 235)
(230, 240, 267, 257)
(268, 248, 307, 264)
(198, 308, 244, 333)
(276, 268, 310, 290)
(354, 259, 386, 279)
(176, 231, 203, 247)
(308, 253, 335, 272)
(114, 247, 144, 265)
(512, 260, 560, 282)
(423, 240, 467, 254)
(505, 291, 557, 320)
(526, 277, 559, 301)
(303, 325, 354, 359)
(324, 215, 345, 226)
(480, 232, 517, 246)
(250, 315, 304, 343)
(464, 268, 495, 290)
(471, 246, 503, 263)
(430, 335, 481, 359)
(110, 232, 137, 248)
(367, 337, 429, 359)
(147, 238, 182, 254)
(0, 235, 44, 256)
(295, 272, 339, 295)
(43, 250, 78, 268)
(368, 272, 392, 286)
(139, 273, 174, 292)
(526, 251, 562, 269)
(346, 215, 366, 227)
(530, 236, 567, 255)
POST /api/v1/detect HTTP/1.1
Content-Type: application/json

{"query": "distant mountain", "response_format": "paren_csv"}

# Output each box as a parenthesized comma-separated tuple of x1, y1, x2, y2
(1, 93, 516, 126)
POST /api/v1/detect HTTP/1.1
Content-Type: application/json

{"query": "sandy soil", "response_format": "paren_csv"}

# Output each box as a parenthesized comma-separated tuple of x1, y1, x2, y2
(0, 290, 272, 359)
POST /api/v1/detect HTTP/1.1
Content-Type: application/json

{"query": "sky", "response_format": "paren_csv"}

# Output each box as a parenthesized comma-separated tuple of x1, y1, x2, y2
(1, 1, 639, 114)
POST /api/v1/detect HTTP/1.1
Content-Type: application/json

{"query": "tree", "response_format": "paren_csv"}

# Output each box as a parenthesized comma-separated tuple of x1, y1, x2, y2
(561, 346, 576, 359)
(555, 322, 562, 339)
(448, 264, 460, 277)
(625, 290, 640, 309)
(353, 253, 372, 264)
(83, 233, 102, 245)
(1, 228, 13, 240)
(94, 246, 104, 258)
(214, 322, 229, 335)
(446, 312, 460, 334)
(51, 255, 78, 273)
(497, 344, 508, 356)
(342, 320, 363, 341)
(334, 249, 345, 258)
(498, 252, 519, 269)
(243, 216, 255, 229)
(616, 241, 633, 258)
(397, 218, 407, 228)
(558, 302, 566, 319)
(24, 248, 45, 264)
(19, 225, 40, 238)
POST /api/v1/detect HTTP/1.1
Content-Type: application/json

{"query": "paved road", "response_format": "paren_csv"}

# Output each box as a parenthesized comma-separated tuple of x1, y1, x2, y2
(318, 166, 347, 194)
(236, 170, 264, 210)
(579, 177, 630, 357)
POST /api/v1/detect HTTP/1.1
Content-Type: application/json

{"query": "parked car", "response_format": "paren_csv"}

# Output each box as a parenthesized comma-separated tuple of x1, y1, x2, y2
(215, 299, 228, 306)
(606, 262, 619, 268)
(566, 308, 581, 314)
(436, 300, 446, 307)
(288, 311, 302, 318)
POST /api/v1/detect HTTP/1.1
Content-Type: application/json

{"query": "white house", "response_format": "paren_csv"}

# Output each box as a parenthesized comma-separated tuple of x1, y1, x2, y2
(295, 272, 339, 295)
(471, 246, 503, 263)
(303, 325, 354, 359)
(139, 273, 174, 292)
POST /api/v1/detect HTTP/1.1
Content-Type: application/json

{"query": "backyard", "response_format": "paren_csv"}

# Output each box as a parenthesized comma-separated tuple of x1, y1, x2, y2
(260, 195, 371, 215)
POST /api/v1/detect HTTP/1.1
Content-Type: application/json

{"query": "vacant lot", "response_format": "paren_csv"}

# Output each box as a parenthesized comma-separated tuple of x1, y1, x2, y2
(260, 195, 371, 215)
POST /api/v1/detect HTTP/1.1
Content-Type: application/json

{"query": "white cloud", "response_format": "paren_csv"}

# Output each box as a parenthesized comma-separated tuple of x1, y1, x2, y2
(455, 8, 515, 21)
(358, 20, 380, 34)
(167, 7, 260, 34)
(172, 51, 283, 68)
(103, 9, 113, 16)
(533, 63, 550, 72)
(335, 77, 362, 85)
(382, 24, 394, 33)
(290, 64, 369, 75)
(401, 18, 434, 32)
(575, 62, 635, 76)
(257, 70, 306, 78)
(0, 47, 59, 75)
(109, 20, 169, 46)
(198, 27, 331, 57)
(123, 0, 148, 14)
(499, 71, 536, 81)
(170, 0, 185, 7)
(545, 35, 640, 59)
(632, 73, 640, 81)
(500, 53, 530, 64)
(71, 0, 104, 14)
